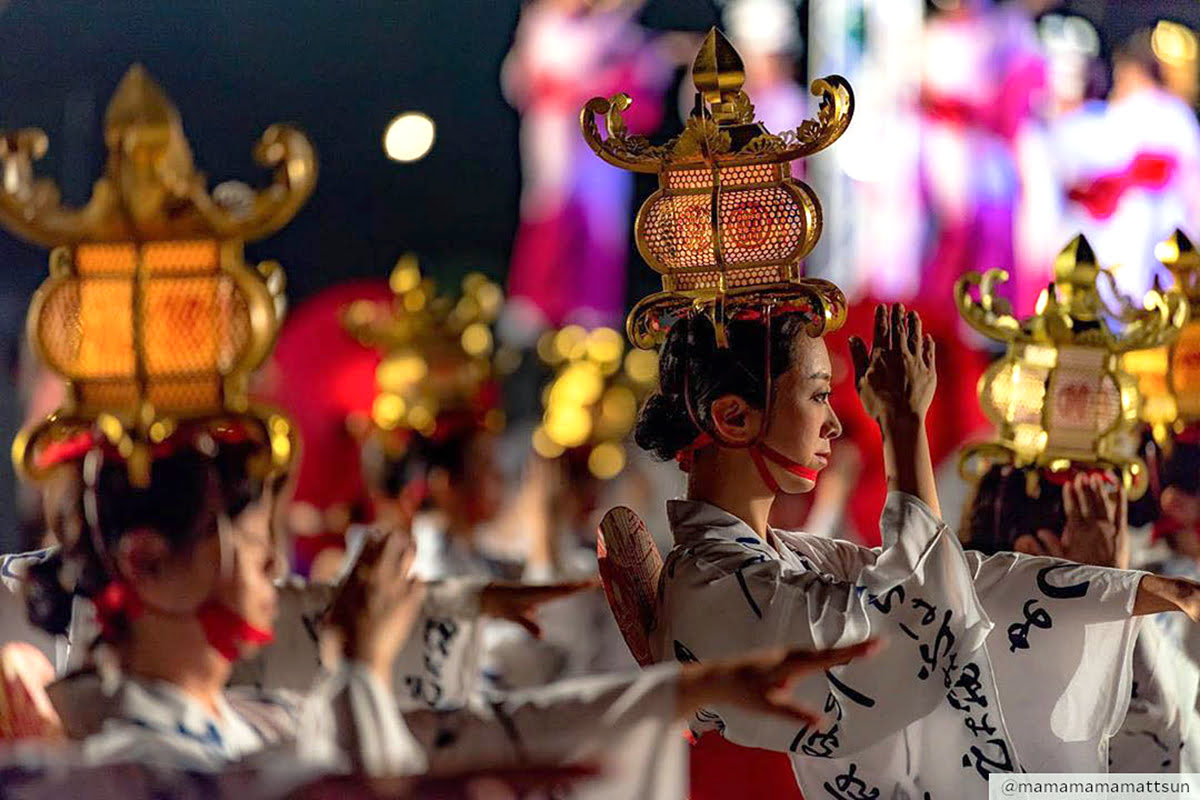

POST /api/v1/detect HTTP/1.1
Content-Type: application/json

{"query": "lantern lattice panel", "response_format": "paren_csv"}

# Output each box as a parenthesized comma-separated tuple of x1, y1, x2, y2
(639, 164, 811, 273)
(1173, 325, 1200, 419)
(35, 240, 258, 416)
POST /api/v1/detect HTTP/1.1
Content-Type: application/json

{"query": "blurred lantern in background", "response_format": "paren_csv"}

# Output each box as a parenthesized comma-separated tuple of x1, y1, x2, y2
(1151, 20, 1199, 107)
(0, 65, 315, 484)
(581, 27, 852, 349)
(533, 325, 658, 480)
(341, 254, 508, 457)
(956, 234, 1189, 498)
(1122, 229, 1198, 449)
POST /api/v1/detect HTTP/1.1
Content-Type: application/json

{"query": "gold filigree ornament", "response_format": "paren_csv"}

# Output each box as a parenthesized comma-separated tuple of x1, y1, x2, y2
(580, 28, 852, 348)
(955, 235, 1189, 499)
(4, 66, 315, 485)
(1121, 230, 1198, 449)
(532, 326, 659, 479)
(341, 255, 506, 456)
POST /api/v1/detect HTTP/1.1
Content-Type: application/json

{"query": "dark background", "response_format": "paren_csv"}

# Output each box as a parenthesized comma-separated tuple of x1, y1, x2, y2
(0, 1, 1191, 313)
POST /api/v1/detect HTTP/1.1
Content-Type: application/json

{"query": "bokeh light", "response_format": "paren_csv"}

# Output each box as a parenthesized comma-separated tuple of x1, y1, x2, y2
(384, 112, 436, 163)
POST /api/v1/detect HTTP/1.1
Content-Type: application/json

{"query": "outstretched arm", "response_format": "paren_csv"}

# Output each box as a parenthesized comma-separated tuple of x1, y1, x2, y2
(403, 642, 878, 775)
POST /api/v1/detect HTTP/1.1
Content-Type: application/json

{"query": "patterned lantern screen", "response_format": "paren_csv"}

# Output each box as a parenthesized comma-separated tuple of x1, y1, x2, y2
(35, 240, 252, 415)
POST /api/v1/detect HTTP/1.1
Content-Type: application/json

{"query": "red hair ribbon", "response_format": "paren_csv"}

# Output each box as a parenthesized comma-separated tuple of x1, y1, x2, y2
(32, 418, 268, 472)
(675, 433, 714, 473)
(196, 601, 274, 662)
(1041, 468, 1118, 487)
(92, 580, 144, 642)
(33, 432, 101, 471)
(1151, 515, 1187, 544)
(1175, 425, 1200, 446)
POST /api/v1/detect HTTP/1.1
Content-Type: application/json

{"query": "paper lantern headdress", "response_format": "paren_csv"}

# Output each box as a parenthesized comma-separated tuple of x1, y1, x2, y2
(2, 66, 312, 484)
(341, 256, 505, 456)
(956, 234, 1188, 497)
(1122, 230, 1199, 447)
(581, 27, 851, 348)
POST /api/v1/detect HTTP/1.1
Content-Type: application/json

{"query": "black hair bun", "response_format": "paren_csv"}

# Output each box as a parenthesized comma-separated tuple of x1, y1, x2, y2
(634, 392, 699, 462)
(25, 551, 74, 636)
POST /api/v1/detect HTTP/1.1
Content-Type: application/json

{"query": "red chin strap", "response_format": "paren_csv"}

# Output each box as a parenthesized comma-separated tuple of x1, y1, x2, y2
(196, 600, 274, 662)
(748, 442, 819, 492)
(92, 584, 274, 662)
(675, 433, 818, 494)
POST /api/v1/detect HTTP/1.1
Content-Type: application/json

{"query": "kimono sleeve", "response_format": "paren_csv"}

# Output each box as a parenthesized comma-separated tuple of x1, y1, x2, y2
(962, 550, 1143, 772)
(294, 661, 429, 777)
(392, 579, 485, 710)
(402, 663, 687, 800)
(1109, 622, 1200, 773)
(659, 492, 993, 757)
(237, 579, 484, 710)
(0, 550, 63, 668)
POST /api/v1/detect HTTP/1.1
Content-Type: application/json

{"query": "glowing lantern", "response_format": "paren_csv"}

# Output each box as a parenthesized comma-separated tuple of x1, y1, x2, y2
(533, 326, 658, 479)
(581, 28, 851, 348)
(342, 255, 506, 454)
(1121, 230, 1198, 447)
(956, 235, 1188, 498)
(1, 65, 312, 482)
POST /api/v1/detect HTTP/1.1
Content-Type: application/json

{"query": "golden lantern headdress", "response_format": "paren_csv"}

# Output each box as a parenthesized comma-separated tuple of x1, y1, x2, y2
(532, 326, 659, 480)
(580, 27, 851, 350)
(1122, 230, 1199, 448)
(341, 255, 506, 457)
(3, 66, 313, 484)
(955, 234, 1189, 498)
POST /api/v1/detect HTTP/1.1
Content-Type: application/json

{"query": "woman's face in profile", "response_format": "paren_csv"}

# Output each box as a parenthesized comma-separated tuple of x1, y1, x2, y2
(759, 335, 843, 493)
(209, 488, 282, 647)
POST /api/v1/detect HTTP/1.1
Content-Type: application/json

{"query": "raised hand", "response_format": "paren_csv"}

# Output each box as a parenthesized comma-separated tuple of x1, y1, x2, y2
(676, 640, 882, 724)
(1014, 474, 1130, 569)
(480, 578, 601, 638)
(847, 304, 941, 518)
(848, 303, 937, 426)
(326, 528, 426, 684)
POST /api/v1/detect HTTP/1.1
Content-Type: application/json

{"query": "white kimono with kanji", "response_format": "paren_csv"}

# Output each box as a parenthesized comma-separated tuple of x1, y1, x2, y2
(1109, 621, 1200, 773)
(14, 660, 686, 800)
(0, 545, 485, 711)
(655, 491, 1144, 799)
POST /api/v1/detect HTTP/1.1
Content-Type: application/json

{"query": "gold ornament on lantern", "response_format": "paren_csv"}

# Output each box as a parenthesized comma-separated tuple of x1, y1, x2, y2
(533, 326, 659, 479)
(581, 27, 851, 348)
(342, 255, 505, 453)
(2, 66, 312, 483)
(1121, 230, 1198, 447)
(955, 234, 1188, 498)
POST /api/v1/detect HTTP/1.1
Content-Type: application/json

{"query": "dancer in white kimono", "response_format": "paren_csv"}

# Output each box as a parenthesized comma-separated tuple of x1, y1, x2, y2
(963, 463, 1200, 773)
(0, 526, 597, 709)
(8, 425, 881, 800)
(636, 302, 1200, 797)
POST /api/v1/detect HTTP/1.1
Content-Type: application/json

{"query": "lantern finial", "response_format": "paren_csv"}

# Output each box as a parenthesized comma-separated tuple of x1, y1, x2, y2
(691, 28, 747, 125)
(0, 64, 316, 247)
(581, 28, 852, 348)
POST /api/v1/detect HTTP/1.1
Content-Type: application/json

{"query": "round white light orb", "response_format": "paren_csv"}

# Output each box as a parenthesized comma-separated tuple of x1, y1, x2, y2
(384, 112, 436, 163)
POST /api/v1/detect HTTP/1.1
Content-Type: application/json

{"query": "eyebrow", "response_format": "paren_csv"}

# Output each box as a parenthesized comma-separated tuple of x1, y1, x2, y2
(808, 371, 833, 381)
